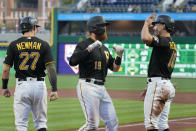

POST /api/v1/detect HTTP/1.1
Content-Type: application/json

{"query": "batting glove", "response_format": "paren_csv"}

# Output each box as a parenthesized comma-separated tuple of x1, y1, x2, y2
(113, 45, 124, 58)
(88, 40, 102, 52)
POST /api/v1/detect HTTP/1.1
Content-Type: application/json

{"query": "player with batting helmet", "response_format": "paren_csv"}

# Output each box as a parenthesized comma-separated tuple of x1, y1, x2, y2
(2, 16, 58, 131)
(141, 14, 176, 131)
(69, 16, 124, 131)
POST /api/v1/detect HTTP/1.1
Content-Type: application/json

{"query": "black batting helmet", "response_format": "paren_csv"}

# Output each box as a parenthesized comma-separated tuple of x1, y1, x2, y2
(20, 17, 40, 33)
(87, 16, 109, 35)
(152, 15, 175, 34)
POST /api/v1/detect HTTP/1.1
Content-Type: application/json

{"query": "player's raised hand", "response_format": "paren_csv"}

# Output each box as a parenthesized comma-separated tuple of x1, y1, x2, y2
(87, 40, 102, 52)
(113, 45, 124, 58)
(50, 91, 58, 101)
(145, 13, 156, 27)
(2, 88, 11, 98)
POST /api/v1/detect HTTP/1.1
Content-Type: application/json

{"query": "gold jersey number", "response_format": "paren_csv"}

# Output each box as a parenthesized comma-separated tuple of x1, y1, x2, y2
(95, 61, 102, 70)
(168, 51, 177, 69)
(19, 52, 40, 70)
(168, 42, 177, 69)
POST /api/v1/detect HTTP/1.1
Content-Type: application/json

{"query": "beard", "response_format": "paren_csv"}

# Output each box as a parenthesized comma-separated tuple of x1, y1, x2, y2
(153, 30, 159, 36)
(95, 32, 107, 41)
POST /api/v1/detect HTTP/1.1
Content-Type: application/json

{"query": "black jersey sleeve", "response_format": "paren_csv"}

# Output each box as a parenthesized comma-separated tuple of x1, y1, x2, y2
(151, 36, 170, 48)
(69, 43, 89, 66)
(4, 43, 14, 67)
(108, 50, 115, 70)
(44, 43, 55, 66)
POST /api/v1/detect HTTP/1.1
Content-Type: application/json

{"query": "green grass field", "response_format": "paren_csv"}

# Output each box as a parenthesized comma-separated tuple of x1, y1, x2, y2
(0, 96, 196, 131)
(179, 129, 196, 131)
(5, 75, 196, 92)
(1, 75, 196, 130)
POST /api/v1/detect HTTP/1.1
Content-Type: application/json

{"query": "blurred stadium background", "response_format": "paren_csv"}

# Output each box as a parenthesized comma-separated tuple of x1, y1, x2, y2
(0, 0, 196, 78)
(0, 0, 196, 131)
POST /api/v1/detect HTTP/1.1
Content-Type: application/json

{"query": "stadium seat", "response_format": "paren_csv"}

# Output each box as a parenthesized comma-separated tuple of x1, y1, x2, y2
(75, 0, 196, 13)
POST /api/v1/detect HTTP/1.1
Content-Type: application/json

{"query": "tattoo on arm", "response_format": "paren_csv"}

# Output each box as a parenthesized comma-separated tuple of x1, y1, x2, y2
(46, 63, 57, 91)
(2, 64, 10, 79)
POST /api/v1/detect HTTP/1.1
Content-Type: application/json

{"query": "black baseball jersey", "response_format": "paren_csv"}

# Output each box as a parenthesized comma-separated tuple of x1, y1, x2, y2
(69, 38, 114, 81)
(148, 36, 177, 79)
(4, 36, 54, 78)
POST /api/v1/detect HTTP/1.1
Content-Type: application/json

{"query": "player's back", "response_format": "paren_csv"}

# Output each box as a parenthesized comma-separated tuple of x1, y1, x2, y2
(10, 36, 50, 78)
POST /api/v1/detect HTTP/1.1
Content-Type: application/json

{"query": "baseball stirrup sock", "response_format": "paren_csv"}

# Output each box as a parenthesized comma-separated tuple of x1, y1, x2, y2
(147, 129, 158, 131)
(37, 128, 47, 131)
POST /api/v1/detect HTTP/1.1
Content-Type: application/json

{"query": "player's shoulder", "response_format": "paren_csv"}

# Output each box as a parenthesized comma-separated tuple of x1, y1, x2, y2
(10, 37, 22, 43)
(152, 35, 171, 44)
(101, 44, 109, 51)
(78, 38, 93, 49)
(102, 44, 108, 49)
(157, 35, 171, 41)
(33, 37, 50, 49)
(33, 37, 49, 45)
(9, 37, 23, 47)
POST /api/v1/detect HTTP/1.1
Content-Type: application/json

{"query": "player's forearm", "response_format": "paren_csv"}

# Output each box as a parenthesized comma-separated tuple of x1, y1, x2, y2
(141, 24, 153, 45)
(46, 63, 57, 92)
(112, 63, 120, 72)
(2, 68, 10, 79)
(112, 56, 121, 72)
(2, 64, 10, 89)
(69, 49, 89, 66)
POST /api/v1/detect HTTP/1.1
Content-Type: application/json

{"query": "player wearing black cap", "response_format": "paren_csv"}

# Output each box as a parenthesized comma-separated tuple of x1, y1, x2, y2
(141, 14, 176, 131)
(69, 16, 124, 131)
(2, 17, 58, 131)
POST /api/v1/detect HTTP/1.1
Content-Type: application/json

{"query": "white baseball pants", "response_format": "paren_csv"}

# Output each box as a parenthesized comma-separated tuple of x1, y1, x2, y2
(144, 77, 175, 130)
(14, 77, 47, 131)
(77, 79, 118, 131)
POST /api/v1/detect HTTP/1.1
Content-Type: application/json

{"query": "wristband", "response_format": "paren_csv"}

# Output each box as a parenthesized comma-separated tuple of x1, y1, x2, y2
(115, 56, 121, 65)
(2, 79, 8, 89)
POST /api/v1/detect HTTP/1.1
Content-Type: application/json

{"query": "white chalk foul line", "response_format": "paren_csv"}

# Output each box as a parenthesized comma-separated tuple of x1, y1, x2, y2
(97, 122, 144, 130)
(171, 122, 196, 125)
(97, 117, 196, 130)
(169, 117, 196, 122)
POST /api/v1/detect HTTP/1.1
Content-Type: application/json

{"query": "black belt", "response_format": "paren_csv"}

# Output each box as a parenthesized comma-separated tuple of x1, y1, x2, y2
(85, 78, 104, 85)
(18, 77, 44, 81)
(148, 77, 170, 82)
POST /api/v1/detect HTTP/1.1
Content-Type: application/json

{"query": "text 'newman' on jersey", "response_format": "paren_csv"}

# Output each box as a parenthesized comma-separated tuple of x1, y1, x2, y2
(16, 41, 42, 50)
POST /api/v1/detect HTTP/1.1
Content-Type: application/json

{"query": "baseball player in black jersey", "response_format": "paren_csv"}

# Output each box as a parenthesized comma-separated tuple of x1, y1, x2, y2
(1, 17, 58, 131)
(69, 16, 124, 131)
(141, 14, 176, 131)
